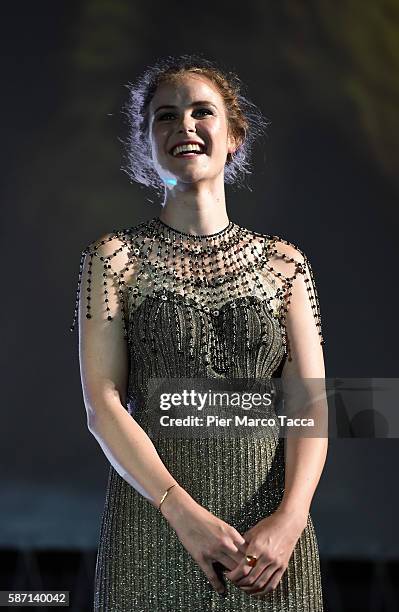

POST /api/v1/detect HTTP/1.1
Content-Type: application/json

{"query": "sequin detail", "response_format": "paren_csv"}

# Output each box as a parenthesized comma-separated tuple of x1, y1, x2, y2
(71, 216, 324, 611)
(70, 215, 324, 364)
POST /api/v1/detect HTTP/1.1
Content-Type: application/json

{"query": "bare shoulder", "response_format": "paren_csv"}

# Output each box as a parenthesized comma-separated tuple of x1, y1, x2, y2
(71, 224, 146, 334)
(264, 234, 310, 283)
(84, 228, 132, 258)
(268, 234, 307, 263)
(82, 226, 142, 275)
(265, 234, 324, 356)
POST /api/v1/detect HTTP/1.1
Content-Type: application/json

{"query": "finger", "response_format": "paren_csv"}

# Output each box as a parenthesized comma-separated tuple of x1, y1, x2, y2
(234, 561, 269, 587)
(224, 549, 249, 569)
(231, 528, 248, 551)
(215, 553, 239, 572)
(251, 566, 285, 597)
(201, 559, 226, 594)
(245, 564, 280, 594)
(235, 537, 249, 554)
(224, 557, 254, 583)
(216, 532, 249, 568)
(224, 546, 261, 582)
(212, 557, 235, 590)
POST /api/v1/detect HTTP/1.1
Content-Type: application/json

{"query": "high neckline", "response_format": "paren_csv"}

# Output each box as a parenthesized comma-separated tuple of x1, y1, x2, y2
(151, 215, 235, 239)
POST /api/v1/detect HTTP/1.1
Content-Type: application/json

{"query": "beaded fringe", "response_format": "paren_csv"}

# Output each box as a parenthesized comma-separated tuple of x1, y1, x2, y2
(70, 216, 324, 366)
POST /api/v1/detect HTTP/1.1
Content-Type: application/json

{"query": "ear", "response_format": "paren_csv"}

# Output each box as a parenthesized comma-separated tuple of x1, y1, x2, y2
(227, 132, 242, 155)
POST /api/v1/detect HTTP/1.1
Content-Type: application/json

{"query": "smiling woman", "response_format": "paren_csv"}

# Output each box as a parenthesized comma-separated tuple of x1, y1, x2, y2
(120, 53, 270, 195)
(72, 53, 327, 612)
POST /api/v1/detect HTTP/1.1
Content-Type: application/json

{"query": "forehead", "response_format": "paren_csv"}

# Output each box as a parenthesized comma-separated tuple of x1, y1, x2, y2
(149, 74, 223, 111)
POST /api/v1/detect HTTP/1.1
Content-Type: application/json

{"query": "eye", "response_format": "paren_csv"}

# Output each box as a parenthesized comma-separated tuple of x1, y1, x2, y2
(157, 108, 213, 121)
(157, 112, 174, 120)
(195, 108, 213, 117)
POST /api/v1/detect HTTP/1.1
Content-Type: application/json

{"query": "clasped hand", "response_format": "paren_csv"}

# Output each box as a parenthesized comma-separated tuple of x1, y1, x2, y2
(223, 508, 307, 598)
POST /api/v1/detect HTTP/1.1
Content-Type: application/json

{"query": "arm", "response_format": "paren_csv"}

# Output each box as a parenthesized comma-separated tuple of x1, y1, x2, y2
(75, 233, 247, 594)
(277, 248, 328, 525)
(217, 244, 328, 596)
(77, 234, 187, 510)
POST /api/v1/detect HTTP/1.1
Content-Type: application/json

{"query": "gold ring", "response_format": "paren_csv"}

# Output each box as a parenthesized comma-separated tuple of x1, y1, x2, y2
(245, 555, 258, 567)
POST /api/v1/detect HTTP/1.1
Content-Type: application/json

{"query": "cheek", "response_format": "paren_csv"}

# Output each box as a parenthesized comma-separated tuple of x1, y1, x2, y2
(151, 125, 168, 150)
(209, 123, 229, 151)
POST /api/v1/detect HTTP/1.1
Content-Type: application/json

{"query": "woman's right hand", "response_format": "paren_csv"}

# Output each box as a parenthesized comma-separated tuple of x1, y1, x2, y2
(160, 485, 248, 594)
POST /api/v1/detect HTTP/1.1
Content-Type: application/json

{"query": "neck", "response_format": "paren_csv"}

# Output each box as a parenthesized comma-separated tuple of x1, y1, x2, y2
(160, 179, 229, 236)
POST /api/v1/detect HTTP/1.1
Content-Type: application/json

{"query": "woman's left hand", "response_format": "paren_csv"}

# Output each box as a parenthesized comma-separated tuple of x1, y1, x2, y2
(223, 507, 307, 597)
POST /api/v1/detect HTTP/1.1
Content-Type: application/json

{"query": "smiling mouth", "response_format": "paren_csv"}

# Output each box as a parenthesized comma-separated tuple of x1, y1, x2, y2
(169, 143, 208, 157)
(171, 151, 206, 159)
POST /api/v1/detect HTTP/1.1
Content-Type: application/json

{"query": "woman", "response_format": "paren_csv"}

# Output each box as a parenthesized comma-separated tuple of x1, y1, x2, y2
(71, 54, 328, 611)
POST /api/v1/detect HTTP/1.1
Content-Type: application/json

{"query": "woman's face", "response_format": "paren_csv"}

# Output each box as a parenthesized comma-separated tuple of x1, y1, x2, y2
(148, 74, 236, 187)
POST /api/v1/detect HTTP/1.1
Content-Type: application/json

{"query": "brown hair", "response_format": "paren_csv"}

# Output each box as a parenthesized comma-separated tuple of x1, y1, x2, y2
(120, 53, 270, 196)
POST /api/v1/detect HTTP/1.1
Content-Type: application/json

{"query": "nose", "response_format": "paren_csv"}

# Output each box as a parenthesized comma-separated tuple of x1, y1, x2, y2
(179, 125, 196, 134)
(178, 112, 196, 134)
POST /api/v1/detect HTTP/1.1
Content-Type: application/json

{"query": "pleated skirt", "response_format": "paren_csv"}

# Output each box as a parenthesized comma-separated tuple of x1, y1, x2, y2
(94, 436, 324, 611)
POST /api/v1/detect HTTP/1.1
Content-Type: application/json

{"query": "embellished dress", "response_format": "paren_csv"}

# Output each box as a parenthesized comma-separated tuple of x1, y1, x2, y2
(70, 215, 325, 611)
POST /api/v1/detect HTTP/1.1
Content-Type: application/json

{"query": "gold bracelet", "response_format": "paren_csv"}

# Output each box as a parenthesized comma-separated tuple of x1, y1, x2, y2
(158, 483, 178, 512)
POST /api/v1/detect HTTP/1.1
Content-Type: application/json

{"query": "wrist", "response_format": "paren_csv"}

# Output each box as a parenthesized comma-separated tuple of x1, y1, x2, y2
(159, 485, 195, 522)
(276, 500, 309, 529)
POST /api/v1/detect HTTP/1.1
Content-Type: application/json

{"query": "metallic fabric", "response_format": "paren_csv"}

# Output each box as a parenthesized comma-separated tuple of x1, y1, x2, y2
(71, 216, 325, 611)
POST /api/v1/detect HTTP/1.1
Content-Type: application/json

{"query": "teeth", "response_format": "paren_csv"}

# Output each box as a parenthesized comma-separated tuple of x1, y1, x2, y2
(172, 143, 204, 156)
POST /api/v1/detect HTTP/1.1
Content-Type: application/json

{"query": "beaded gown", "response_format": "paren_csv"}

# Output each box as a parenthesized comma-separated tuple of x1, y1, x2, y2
(70, 215, 325, 611)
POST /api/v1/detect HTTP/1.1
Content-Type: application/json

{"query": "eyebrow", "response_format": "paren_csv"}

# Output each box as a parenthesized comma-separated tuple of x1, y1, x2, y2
(153, 101, 217, 114)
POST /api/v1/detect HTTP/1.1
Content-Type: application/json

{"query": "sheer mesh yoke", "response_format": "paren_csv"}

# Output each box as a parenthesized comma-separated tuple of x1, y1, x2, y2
(71, 215, 325, 611)
(70, 215, 324, 365)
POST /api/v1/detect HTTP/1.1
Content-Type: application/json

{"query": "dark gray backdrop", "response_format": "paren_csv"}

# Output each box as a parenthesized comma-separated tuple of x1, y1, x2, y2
(1, 1, 398, 558)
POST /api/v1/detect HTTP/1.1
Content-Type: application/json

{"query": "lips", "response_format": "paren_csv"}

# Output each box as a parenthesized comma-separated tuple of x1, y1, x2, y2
(172, 150, 205, 158)
(169, 141, 207, 155)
